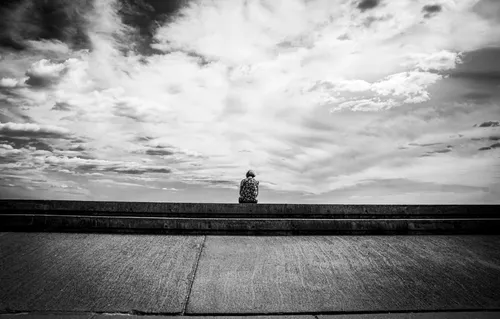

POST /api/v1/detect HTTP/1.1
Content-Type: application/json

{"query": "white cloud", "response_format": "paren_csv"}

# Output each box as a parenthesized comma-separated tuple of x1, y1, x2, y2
(332, 98, 400, 112)
(403, 50, 462, 71)
(2, 0, 500, 202)
(0, 77, 26, 88)
(371, 71, 442, 103)
(0, 144, 13, 150)
(26, 59, 67, 80)
(90, 179, 150, 188)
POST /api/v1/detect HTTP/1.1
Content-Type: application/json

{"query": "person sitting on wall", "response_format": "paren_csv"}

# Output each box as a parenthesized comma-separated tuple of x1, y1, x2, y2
(239, 170, 259, 203)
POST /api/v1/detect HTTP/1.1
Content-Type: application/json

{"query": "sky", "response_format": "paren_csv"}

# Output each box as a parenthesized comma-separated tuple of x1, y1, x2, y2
(0, 0, 500, 204)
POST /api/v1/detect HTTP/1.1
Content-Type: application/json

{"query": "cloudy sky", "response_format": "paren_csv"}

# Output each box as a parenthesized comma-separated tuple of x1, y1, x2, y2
(0, 0, 499, 203)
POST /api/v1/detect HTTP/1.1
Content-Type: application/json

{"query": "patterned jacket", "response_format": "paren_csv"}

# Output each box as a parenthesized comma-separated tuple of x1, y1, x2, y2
(239, 177, 259, 201)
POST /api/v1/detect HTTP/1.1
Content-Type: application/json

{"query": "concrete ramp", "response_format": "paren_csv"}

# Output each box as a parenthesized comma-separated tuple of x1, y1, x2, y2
(1, 233, 500, 317)
(186, 235, 500, 314)
(0, 233, 203, 314)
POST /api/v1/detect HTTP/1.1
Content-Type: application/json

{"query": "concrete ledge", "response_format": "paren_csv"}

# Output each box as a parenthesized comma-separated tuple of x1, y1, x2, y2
(1, 312, 500, 318)
(1, 200, 498, 218)
(2, 200, 498, 234)
(1, 214, 499, 235)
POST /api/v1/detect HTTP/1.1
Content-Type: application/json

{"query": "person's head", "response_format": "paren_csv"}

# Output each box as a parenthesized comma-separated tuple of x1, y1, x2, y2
(246, 170, 256, 178)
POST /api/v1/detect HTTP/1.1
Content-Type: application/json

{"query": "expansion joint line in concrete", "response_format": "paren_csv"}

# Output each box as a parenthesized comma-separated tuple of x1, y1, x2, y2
(182, 235, 207, 315)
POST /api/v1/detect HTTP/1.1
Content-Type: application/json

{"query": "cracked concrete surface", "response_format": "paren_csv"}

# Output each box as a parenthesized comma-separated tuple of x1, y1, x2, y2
(1, 233, 500, 317)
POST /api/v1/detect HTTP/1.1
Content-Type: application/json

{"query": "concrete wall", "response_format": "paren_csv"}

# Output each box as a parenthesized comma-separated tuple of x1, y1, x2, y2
(1, 200, 498, 217)
(1, 200, 499, 234)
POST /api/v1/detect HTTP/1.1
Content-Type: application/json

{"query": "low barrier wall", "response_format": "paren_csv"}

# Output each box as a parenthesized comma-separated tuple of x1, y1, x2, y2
(1, 200, 499, 234)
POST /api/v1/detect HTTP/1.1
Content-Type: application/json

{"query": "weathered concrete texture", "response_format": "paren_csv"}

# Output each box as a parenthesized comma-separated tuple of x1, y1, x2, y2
(2, 215, 499, 234)
(1, 313, 500, 319)
(0, 314, 93, 319)
(0, 233, 204, 313)
(318, 312, 500, 318)
(93, 315, 313, 319)
(1, 200, 498, 218)
(187, 236, 500, 314)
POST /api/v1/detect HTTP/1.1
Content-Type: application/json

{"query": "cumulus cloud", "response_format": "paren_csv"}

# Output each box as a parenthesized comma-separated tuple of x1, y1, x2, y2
(403, 51, 462, 71)
(371, 71, 442, 103)
(332, 98, 399, 112)
(0, 77, 26, 88)
(25, 59, 74, 87)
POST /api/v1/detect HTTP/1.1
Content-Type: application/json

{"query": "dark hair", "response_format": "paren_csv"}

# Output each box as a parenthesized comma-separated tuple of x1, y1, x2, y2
(246, 170, 256, 178)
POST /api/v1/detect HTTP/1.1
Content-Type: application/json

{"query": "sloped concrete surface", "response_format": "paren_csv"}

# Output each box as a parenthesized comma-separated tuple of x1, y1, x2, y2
(1, 313, 500, 319)
(0, 312, 500, 319)
(0, 233, 204, 314)
(2, 233, 500, 316)
(187, 236, 500, 314)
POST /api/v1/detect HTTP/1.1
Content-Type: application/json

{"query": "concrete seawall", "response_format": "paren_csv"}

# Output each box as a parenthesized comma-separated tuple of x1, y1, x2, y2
(1, 200, 499, 234)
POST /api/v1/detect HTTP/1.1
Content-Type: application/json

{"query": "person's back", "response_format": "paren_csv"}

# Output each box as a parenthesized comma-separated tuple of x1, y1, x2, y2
(239, 170, 259, 203)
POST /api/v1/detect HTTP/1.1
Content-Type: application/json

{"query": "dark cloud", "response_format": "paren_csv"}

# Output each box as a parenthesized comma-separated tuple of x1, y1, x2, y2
(478, 142, 500, 151)
(0, 86, 27, 101)
(426, 148, 451, 155)
(145, 148, 175, 156)
(362, 14, 392, 28)
(408, 142, 442, 147)
(0, 122, 73, 139)
(71, 138, 88, 143)
(136, 135, 155, 142)
(422, 4, 442, 18)
(433, 148, 451, 153)
(0, 0, 188, 55)
(461, 92, 492, 102)
(112, 101, 164, 122)
(68, 145, 85, 152)
(153, 48, 216, 66)
(51, 101, 72, 111)
(0, 0, 92, 51)
(419, 145, 453, 157)
(25, 74, 57, 87)
(450, 71, 500, 82)
(474, 121, 500, 127)
(337, 34, 350, 41)
(0, 145, 23, 163)
(472, 0, 500, 22)
(357, 0, 380, 12)
(118, 0, 188, 55)
(182, 50, 216, 66)
(446, 48, 500, 84)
